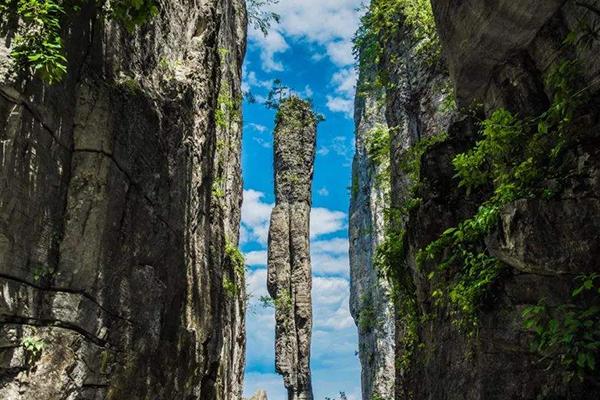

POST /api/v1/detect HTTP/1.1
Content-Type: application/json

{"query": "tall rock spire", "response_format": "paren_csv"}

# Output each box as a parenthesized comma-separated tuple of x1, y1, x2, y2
(267, 97, 318, 400)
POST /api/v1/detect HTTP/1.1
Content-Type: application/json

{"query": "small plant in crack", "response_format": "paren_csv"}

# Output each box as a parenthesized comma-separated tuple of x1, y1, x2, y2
(21, 336, 45, 364)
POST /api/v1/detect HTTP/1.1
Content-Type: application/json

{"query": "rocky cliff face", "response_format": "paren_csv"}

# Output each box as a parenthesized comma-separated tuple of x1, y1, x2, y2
(267, 97, 317, 400)
(0, 1, 247, 399)
(349, 68, 396, 400)
(352, 1, 600, 399)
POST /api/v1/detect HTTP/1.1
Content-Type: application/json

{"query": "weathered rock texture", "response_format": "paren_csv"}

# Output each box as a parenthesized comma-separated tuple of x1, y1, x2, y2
(0, 1, 247, 399)
(248, 389, 268, 400)
(267, 97, 317, 400)
(349, 67, 396, 400)
(352, 0, 600, 399)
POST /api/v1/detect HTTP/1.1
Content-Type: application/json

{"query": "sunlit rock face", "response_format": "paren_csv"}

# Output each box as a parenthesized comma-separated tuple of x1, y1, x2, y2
(0, 1, 247, 399)
(267, 97, 317, 400)
(349, 65, 396, 400)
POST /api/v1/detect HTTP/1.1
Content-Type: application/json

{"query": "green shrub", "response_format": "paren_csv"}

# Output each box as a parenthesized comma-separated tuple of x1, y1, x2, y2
(419, 60, 585, 333)
(5, 0, 158, 84)
(523, 273, 600, 383)
(22, 336, 45, 360)
(354, 0, 440, 87)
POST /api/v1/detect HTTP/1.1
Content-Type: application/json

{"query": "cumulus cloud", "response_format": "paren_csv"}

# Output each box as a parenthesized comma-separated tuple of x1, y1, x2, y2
(245, 250, 268, 266)
(241, 189, 274, 245)
(249, 28, 290, 72)
(311, 238, 350, 276)
(331, 67, 357, 98)
(248, 123, 268, 133)
(326, 95, 354, 117)
(317, 187, 329, 196)
(248, 0, 364, 71)
(310, 207, 347, 238)
(326, 40, 355, 67)
(326, 67, 357, 118)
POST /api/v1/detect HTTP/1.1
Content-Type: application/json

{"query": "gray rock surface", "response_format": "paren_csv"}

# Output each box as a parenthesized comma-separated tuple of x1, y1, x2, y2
(267, 97, 317, 400)
(349, 66, 396, 400)
(0, 1, 247, 399)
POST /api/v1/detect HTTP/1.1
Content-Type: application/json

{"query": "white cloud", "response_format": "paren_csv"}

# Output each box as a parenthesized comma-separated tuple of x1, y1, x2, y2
(310, 207, 346, 238)
(245, 250, 268, 266)
(242, 190, 274, 245)
(326, 95, 354, 117)
(248, 0, 364, 71)
(325, 67, 357, 118)
(249, 28, 290, 72)
(248, 123, 267, 133)
(245, 71, 273, 90)
(312, 237, 348, 254)
(331, 67, 357, 98)
(303, 84, 314, 98)
(253, 137, 272, 148)
(326, 40, 355, 67)
(313, 276, 354, 330)
(318, 187, 329, 196)
(311, 238, 350, 276)
(317, 147, 330, 156)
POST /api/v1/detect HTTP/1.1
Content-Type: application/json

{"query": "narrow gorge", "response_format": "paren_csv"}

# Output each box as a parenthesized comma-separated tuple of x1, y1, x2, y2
(0, 0, 599, 399)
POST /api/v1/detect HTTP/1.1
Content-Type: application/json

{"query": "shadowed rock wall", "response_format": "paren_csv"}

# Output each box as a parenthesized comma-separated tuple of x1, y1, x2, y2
(267, 97, 317, 400)
(352, 1, 600, 399)
(0, 1, 247, 399)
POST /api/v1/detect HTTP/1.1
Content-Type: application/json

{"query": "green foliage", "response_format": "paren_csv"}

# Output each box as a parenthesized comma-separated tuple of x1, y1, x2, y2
(10, 0, 67, 84)
(225, 241, 245, 277)
(354, 0, 439, 87)
(419, 60, 585, 333)
(212, 178, 225, 199)
(223, 242, 244, 298)
(246, 0, 280, 36)
(366, 124, 390, 167)
(564, 2, 600, 50)
(22, 336, 45, 360)
(215, 84, 241, 129)
(523, 274, 600, 383)
(365, 124, 391, 189)
(110, 0, 159, 31)
(5, 0, 159, 84)
(223, 276, 238, 297)
(272, 88, 325, 126)
(358, 293, 377, 332)
(261, 290, 292, 312)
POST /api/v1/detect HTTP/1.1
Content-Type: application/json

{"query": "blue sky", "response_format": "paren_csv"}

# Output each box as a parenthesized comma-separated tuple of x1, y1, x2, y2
(241, 1, 364, 399)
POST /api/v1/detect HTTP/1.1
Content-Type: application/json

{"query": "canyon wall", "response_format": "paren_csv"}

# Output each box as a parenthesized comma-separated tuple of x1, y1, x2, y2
(0, 1, 247, 399)
(349, 66, 395, 400)
(267, 97, 317, 400)
(351, 1, 600, 399)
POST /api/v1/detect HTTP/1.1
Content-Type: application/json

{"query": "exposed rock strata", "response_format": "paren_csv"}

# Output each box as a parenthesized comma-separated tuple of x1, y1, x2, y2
(0, 1, 247, 399)
(267, 98, 317, 400)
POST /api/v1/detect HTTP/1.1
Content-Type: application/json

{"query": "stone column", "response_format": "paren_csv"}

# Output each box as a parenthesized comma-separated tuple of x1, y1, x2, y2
(267, 97, 317, 400)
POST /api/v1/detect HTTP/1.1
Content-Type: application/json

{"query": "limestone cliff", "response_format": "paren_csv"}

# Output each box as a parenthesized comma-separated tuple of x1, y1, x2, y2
(0, 1, 247, 399)
(267, 97, 317, 400)
(352, 0, 600, 399)
(349, 67, 395, 399)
